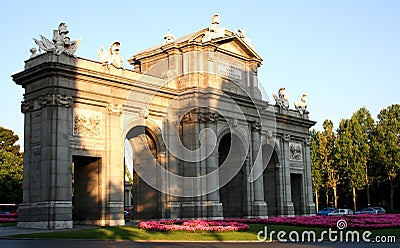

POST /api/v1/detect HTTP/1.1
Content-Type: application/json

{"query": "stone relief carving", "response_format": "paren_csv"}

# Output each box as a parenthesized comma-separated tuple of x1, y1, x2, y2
(98, 41, 124, 69)
(250, 121, 262, 132)
(266, 129, 273, 139)
(202, 14, 226, 42)
(38, 94, 73, 108)
(21, 100, 32, 113)
(107, 103, 123, 116)
(73, 109, 102, 137)
(283, 134, 291, 142)
(294, 94, 309, 115)
(289, 142, 302, 161)
(272, 87, 290, 110)
(33, 23, 80, 58)
(198, 112, 219, 123)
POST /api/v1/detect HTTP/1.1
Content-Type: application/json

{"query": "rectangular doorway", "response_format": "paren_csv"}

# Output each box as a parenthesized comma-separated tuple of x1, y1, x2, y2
(72, 155, 102, 224)
(290, 173, 303, 215)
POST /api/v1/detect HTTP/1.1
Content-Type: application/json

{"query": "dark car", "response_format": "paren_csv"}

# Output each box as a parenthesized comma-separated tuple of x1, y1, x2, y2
(317, 207, 335, 216)
(355, 207, 377, 214)
(372, 207, 386, 214)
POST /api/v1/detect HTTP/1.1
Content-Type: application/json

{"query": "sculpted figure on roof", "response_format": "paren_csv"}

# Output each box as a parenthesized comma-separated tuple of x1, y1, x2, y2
(98, 41, 124, 69)
(202, 14, 226, 42)
(33, 23, 81, 58)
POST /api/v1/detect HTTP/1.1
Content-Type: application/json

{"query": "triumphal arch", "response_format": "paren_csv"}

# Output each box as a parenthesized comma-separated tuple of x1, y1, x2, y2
(13, 15, 315, 229)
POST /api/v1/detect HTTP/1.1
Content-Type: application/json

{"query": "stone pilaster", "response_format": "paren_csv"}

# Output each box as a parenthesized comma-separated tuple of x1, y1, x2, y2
(105, 103, 125, 226)
(304, 137, 315, 215)
(18, 93, 74, 229)
(250, 121, 268, 217)
(204, 112, 223, 218)
(165, 115, 181, 218)
(282, 134, 295, 216)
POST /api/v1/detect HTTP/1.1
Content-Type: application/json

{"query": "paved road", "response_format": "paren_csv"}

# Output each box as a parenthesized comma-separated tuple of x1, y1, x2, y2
(0, 240, 399, 248)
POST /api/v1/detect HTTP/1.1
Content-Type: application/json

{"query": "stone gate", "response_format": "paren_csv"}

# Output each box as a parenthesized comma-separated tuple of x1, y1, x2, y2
(13, 15, 315, 229)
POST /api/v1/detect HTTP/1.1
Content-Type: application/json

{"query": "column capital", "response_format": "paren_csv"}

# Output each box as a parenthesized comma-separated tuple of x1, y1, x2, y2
(38, 94, 73, 108)
(283, 134, 291, 142)
(304, 137, 311, 146)
(199, 112, 219, 123)
(250, 121, 262, 132)
(21, 100, 33, 113)
(107, 103, 123, 116)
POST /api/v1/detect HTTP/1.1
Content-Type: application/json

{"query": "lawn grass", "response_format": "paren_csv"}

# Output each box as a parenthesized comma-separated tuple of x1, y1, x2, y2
(0, 222, 17, 227)
(8, 224, 400, 241)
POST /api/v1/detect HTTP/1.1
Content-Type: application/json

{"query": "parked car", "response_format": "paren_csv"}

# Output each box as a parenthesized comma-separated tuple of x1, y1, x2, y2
(356, 207, 386, 214)
(328, 209, 354, 216)
(372, 207, 386, 214)
(355, 207, 377, 214)
(317, 207, 335, 216)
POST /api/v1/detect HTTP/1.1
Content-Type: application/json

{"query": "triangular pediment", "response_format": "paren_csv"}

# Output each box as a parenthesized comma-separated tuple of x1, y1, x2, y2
(213, 36, 262, 62)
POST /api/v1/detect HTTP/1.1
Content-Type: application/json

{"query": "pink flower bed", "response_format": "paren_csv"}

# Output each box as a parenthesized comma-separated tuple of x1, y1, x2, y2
(225, 214, 400, 229)
(0, 218, 17, 222)
(138, 214, 400, 232)
(138, 219, 249, 232)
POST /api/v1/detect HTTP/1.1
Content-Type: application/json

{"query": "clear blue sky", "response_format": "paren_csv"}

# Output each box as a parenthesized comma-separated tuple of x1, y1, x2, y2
(1, 1, 399, 146)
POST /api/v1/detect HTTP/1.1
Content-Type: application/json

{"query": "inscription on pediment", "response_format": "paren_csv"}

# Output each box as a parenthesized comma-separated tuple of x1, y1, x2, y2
(217, 61, 242, 81)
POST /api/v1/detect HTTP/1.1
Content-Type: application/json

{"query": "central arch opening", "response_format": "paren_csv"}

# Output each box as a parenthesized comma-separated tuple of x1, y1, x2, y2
(126, 126, 161, 220)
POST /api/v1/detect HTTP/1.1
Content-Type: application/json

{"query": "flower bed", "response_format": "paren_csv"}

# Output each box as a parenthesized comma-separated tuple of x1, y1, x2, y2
(137, 219, 249, 232)
(138, 214, 400, 232)
(0, 218, 17, 222)
(225, 214, 400, 229)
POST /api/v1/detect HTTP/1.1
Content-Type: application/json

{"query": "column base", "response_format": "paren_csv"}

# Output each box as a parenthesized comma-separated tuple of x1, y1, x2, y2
(73, 219, 125, 226)
(282, 202, 295, 216)
(17, 201, 73, 229)
(305, 202, 316, 215)
(17, 220, 73, 230)
(205, 202, 223, 219)
(252, 201, 268, 218)
(178, 201, 224, 219)
(167, 202, 181, 219)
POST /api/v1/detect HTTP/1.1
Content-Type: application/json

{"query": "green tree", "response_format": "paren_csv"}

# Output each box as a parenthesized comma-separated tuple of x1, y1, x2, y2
(0, 150, 23, 203)
(0, 126, 21, 155)
(352, 107, 374, 206)
(318, 120, 338, 208)
(310, 129, 326, 212)
(335, 116, 368, 212)
(371, 104, 400, 210)
(0, 126, 23, 203)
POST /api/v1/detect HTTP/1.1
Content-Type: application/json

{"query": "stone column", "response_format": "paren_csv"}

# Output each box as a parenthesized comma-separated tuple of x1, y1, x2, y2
(250, 121, 268, 217)
(204, 112, 223, 218)
(165, 114, 181, 219)
(105, 104, 125, 226)
(304, 137, 315, 215)
(282, 134, 295, 216)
